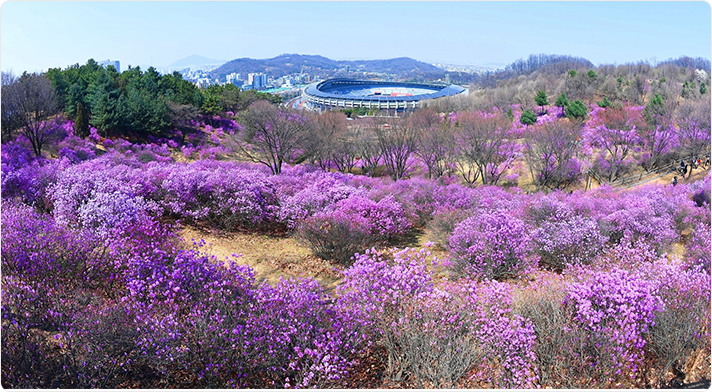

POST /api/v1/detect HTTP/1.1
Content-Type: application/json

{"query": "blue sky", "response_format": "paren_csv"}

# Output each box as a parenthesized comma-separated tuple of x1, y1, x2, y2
(1, 1, 710, 73)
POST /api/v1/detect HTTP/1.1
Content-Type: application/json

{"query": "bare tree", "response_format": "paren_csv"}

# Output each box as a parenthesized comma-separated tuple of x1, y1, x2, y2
(3, 72, 59, 156)
(166, 100, 199, 143)
(454, 111, 519, 185)
(1, 71, 21, 140)
(331, 124, 360, 174)
(411, 108, 452, 179)
(522, 119, 582, 191)
(237, 100, 312, 174)
(585, 106, 643, 182)
(374, 116, 419, 180)
(353, 119, 382, 177)
(675, 98, 711, 160)
(310, 111, 348, 171)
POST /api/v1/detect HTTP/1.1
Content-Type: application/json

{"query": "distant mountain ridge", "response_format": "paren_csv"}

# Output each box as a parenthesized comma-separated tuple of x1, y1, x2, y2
(209, 54, 445, 80)
(169, 55, 225, 69)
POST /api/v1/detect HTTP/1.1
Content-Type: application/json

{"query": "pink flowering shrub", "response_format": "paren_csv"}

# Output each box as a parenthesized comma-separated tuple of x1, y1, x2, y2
(56, 134, 99, 163)
(1, 202, 153, 387)
(370, 178, 440, 227)
(129, 249, 257, 388)
(449, 211, 537, 280)
(599, 194, 680, 254)
(159, 161, 280, 230)
(687, 223, 711, 272)
(531, 215, 607, 270)
(636, 258, 711, 387)
(335, 247, 537, 388)
(332, 195, 412, 242)
(1, 144, 70, 211)
(336, 248, 437, 338)
(241, 277, 362, 388)
(278, 175, 365, 229)
(563, 268, 664, 386)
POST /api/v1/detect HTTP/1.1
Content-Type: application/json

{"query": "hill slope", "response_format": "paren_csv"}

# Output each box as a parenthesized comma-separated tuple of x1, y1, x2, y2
(209, 54, 445, 80)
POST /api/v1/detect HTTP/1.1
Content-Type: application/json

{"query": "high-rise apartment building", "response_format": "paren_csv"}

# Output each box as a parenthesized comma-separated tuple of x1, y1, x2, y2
(248, 73, 267, 90)
(98, 59, 120, 73)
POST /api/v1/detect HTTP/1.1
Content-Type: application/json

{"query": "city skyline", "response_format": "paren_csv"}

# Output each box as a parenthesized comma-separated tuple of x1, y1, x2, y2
(1, 1, 710, 74)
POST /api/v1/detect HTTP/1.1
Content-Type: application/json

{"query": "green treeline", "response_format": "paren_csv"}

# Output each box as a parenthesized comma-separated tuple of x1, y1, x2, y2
(45, 59, 281, 138)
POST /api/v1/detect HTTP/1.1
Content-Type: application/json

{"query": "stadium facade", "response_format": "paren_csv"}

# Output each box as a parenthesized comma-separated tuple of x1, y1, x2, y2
(303, 79, 468, 113)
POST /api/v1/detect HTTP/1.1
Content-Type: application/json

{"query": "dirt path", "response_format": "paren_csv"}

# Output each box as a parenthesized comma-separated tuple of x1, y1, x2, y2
(650, 167, 710, 187)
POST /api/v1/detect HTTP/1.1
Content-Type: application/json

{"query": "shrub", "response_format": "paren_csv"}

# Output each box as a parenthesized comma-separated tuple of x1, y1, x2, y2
(371, 178, 440, 227)
(333, 195, 412, 242)
(296, 211, 379, 266)
(130, 250, 257, 388)
(384, 280, 537, 388)
(563, 268, 664, 387)
(599, 194, 680, 254)
(426, 207, 473, 249)
(532, 215, 607, 270)
(687, 223, 711, 272)
(336, 247, 537, 388)
(1, 144, 69, 211)
(160, 161, 280, 230)
(383, 288, 484, 388)
(513, 274, 579, 388)
(637, 260, 711, 387)
(242, 278, 362, 388)
(278, 175, 364, 229)
(448, 211, 537, 280)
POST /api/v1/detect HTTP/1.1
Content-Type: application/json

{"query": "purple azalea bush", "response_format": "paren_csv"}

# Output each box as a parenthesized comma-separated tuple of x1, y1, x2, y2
(448, 210, 538, 280)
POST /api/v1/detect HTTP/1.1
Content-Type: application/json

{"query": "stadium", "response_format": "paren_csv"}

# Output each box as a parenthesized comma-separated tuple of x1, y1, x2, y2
(302, 78, 468, 113)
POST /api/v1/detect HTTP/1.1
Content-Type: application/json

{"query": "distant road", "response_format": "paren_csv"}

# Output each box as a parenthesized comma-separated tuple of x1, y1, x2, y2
(285, 96, 307, 110)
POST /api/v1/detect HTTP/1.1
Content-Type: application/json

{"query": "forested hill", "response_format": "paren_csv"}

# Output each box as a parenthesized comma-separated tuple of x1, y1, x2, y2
(209, 54, 445, 80)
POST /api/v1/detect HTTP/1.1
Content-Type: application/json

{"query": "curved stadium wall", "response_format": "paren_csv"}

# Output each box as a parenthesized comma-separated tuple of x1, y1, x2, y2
(303, 78, 468, 112)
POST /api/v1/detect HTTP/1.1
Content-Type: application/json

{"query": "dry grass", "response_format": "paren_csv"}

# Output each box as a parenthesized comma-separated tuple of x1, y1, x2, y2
(179, 227, 344, 291)
(179, 226, 453, 292)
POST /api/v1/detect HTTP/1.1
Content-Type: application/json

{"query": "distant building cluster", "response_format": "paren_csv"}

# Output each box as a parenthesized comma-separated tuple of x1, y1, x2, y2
(246, 73, 268, 90)
(98, 59, 120, 73)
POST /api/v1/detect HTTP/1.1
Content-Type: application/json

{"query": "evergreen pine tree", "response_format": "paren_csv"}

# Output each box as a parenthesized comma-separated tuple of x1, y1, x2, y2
(554, 93, 569, 115)
(565, 100, 587, 120)
(74, 101, 89, 137)
(535, 90, 548, 114)
(520, 109, 537, 126)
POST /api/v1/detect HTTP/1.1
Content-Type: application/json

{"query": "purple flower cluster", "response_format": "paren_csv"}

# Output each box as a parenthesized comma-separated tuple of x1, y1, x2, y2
(532, 215, 606, 269)
(564, 268, 664, 380)
(449, 210, 537, 280)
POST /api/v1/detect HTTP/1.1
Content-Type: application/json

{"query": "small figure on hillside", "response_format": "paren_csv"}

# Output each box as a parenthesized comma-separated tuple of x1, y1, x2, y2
(680, 160, 687, 178)
(671, 176, 678, 186)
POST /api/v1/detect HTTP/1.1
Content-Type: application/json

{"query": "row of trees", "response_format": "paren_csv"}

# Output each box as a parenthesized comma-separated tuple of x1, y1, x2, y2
(2, 60, 283, 154)
(428, 57, 711, 115)
(236, 93, 709, 191)
(44, 59, 281, 137)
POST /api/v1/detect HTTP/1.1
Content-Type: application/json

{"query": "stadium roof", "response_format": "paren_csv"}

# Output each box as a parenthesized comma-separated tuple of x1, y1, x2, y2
(304, 78, 466, 102)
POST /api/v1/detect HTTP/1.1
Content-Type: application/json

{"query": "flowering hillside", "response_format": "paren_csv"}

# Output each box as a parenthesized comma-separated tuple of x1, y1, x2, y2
(1, 100, 710, 389)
